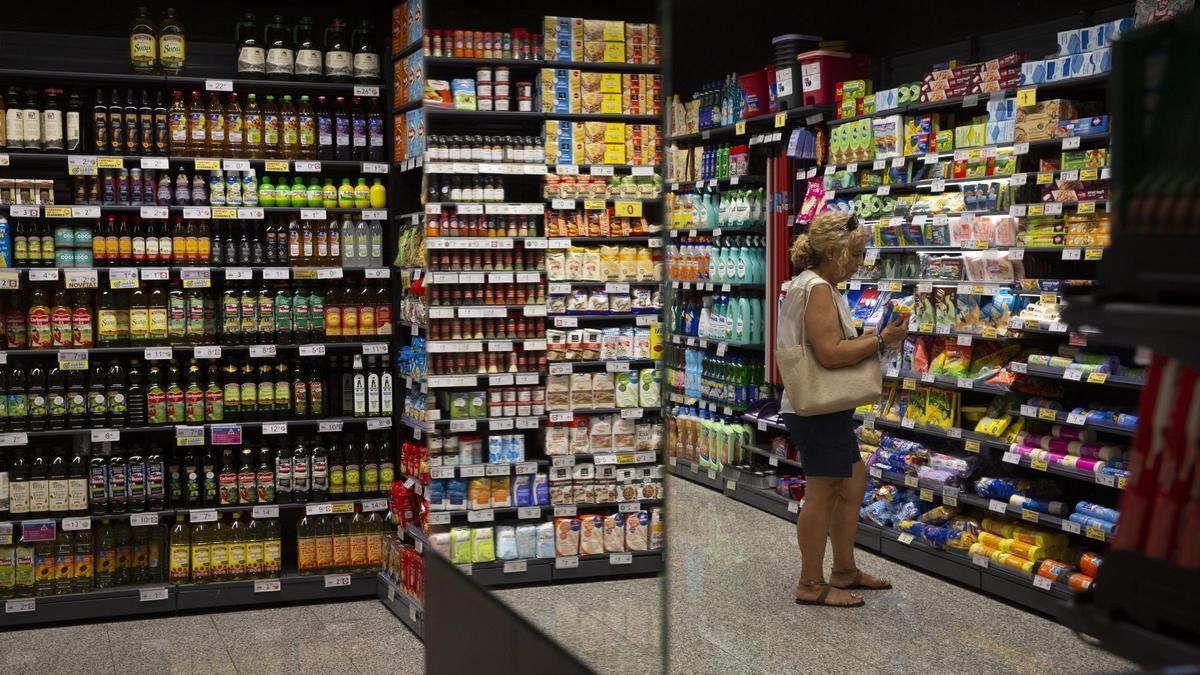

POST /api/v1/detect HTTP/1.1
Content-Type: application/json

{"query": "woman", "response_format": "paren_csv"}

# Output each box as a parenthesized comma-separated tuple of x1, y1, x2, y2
(778, 210, 907, 608)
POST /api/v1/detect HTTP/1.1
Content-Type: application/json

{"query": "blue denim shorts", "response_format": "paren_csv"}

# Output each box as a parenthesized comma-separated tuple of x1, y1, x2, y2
(780, 409, 860, 478)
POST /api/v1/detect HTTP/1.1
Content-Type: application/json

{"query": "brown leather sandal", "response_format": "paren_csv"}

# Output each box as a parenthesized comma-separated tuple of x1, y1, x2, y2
(830, 568, 893, 590)
(793, 581, 865, 608)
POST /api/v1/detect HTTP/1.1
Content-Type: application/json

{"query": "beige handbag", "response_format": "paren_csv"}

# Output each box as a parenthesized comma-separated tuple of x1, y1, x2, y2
(776, 276, 882, 416)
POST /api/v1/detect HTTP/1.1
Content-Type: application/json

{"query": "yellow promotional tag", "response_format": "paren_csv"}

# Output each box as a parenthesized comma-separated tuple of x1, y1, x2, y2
(194, 159, 220, 170)
(265, 160, 290, 172)
(97, 157, 124, 169)
(583, 200, 606, 211)
(613, 200, 643, 218)
(1084, 248, 1104, 260)
(735, 121, 746, 135)
(1016, 87, 1037, 107)
(775, 112, 787, 128)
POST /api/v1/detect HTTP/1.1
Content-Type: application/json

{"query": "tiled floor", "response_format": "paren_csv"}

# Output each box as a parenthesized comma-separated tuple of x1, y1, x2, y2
(665, 475, 1137, 675)
(1, 476, 1142, 675)
(0, 576, 661, 675)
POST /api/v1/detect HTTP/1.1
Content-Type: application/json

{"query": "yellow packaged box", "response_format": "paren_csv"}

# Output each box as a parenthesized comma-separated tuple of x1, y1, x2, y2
(600, 73, 622, 94)
(601, 93, 623, 115)
(604, 122, 626, 143)
(603, 42, 626, 63)
(604, 144, 626, 164)
(603, 20, 625, 41)
(583, 40, 606, 62)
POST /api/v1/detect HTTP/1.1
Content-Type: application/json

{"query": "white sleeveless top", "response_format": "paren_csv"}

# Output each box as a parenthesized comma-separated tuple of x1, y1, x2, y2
(776, 270, 858, 414)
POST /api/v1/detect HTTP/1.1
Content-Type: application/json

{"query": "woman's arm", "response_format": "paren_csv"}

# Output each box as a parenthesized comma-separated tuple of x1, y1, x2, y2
(804, 284, 905, 369)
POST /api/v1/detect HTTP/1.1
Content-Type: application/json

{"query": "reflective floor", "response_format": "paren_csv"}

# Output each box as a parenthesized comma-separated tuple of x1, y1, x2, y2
(665, 475, 1136, 675)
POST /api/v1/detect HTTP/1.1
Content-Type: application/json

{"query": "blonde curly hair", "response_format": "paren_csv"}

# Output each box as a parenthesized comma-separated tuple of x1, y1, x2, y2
(790, 210, 866, 271)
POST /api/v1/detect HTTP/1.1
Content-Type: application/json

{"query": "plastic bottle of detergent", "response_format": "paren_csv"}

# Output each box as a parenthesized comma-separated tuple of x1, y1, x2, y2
(747, 296, 762, 345)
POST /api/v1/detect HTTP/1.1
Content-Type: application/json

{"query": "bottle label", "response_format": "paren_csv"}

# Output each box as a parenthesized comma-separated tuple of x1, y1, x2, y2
(267, 48, 294, 74)
(218, 472, 237, 504)
(353, 53, 381, 79)
(160, 35, 185, 66)
(297, 538, 316, 571)
(296, 49, 323, 75)
(170, 112, 187, 142)
(332, 536, 350, 566)
(238, 46, 266, 73)
(208, 113, 225, 142)
(264, 540, 281, 569)
(325, 51, 352, 77)
(48, 479, 69, 511)
(189, 112, 205, 141)
(349, 535, 368, 566)
(29, 307, 51, 348)
(42, 110, 63, 145)
(169, 545, 189, 582)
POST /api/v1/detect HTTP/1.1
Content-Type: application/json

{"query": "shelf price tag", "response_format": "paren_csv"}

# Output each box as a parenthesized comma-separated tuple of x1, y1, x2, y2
(503, 561, 528, 574)
(64, 269, 99, 289)
(252, 505, 280, 519)
(610, 552, 633, 565)
(91, 428, 121, 443)
(264, 160, 289, 172)
(555, 556, 579, 569)
(897, 533, 915, 545)
(295, 161, 321, 172)
(62, 517, 91, 531)
(6, 599, 36, 613)
(130, 513, 159, 527)
(175, 425, 205, 446)
(1062, 136, 1081, 150)
(67, 155, 98, 176)
(58, 350, 89, 371)
(139, 587, 169, 603)
(190, 509, 218, 523)
(467, 508, 494, 523)
(254, 579, 282, 593)
(324, 574, 352, 588)
(318, 421, 344, 433)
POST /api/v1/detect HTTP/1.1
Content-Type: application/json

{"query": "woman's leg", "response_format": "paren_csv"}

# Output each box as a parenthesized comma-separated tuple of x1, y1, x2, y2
(795, 476, 860, 604)
(828, 461, 890, 588)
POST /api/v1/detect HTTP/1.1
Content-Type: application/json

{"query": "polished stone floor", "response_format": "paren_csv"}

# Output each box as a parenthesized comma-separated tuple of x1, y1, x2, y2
(0, 578, 660, 675)
(664, 475, 1136, 675)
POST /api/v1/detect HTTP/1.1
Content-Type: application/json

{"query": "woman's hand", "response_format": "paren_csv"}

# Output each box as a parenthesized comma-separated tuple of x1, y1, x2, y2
(880, 316, 908, 347)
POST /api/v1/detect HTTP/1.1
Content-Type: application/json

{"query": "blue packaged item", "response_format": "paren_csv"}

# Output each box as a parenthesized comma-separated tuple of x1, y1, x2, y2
(1009, 494, 1066, 516)
(1069, 512, 1116, 536)
(1075, 500, 1119, 524)
(427, 479, 446, 510)
(0, 217, 9, 267)
(446, 478, 468, 510)
(514, 475, 533, 507)
(895, 500, 921, 523)
(865, 500, 896, 527)
(534, 474, 550, 505)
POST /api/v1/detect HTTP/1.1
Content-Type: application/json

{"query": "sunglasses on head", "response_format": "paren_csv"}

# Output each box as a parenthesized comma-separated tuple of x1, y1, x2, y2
(843, 214, 860, 231)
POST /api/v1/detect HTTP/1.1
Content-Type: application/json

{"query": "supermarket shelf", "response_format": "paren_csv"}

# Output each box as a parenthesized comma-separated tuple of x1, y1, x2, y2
(393, 39, 423, 61)
(548, 112, 661, 123)
(0, 341, 389, 358)
(667, 333, 765, 352)
(669, 278, 765, 290)
(0, 152, 382, 171)
(667, 390, 748, 416)
(882, 369, 1012, 396)
(562, 451, 659, 465)
(548, 280, 661, 287)
(821, 133, 1112, 174)
(425, 109, 663, 124)
(667, 226, 766, 236)
(1062, 297, 1200, 371)
(666, 456, 726, 490)
(2, 496, 390, 529)
(3, 415, 392, 441)
(0, 570, 379, 627)
(377, 573, 426, 640)
(548, 550, 663, 581)
(0, 583, 176, 627)
(0, 205, 389, 217)
(423, 55, 660, 73)
(742, 443, 803, 469)
(427, 500, 663, 525)
(556, 407, 661, 417)
(424, 372, 543, 388)
(548, 358, 658, 369)
(0, 67, 384, 96)
(175, 571, 377, 610)
(665, 104, 832, 143)
(723, 479, 802, 522)
(549, 312, 661, 323)
(668, 175, 766, 190)
(869, 465, 1114, 543)
(829, 75, 1110, 125)
(1015, 407, 1136, 438)
(742, 411, 787, 432)
(1021, 363, 1145, 389)
(546, 235, 664, 244)
(428, 414, 547, 428)
(461, 558, 555, 587)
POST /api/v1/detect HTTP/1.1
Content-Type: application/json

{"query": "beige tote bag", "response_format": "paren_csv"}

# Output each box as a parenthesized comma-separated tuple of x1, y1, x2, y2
(777, 275, 881, 416)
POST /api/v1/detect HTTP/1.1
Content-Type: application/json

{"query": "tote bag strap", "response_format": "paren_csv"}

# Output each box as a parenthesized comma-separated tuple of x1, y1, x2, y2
(794, 274, 849, 350)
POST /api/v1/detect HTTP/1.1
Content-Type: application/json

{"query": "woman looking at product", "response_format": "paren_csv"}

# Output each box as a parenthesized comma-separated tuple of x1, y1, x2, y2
(776, 209, 907, 608)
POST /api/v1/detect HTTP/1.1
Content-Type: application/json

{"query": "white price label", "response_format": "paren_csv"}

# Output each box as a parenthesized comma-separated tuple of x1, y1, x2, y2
(306, 503, 334, 516)
(504, 561, 528, 574)
(555, 556, 579, 569)
(62, 517, 91, 531)
(1066, 412, 1088, 426)
(90, 429, 120, 443)
(190, 510, 218, 523)
(1062, 136, 1082, 150)
(554, 506, 577, 517)
(6, 599, 35, 613)
(517, 506, 542, 519)
(989, 499, 1008, 513)
(366, 418, 391, 430)
(130, 513, 159, 526)
(1010, 361, 1028, 374)
(27, 269, 58, 282)
(255, 579, 282, 593)
(972, 554, 990, 568)
(64, 269, 99, 289)
(194, 346, 222, 359)
(324, 574, 352, 588)
(318, 421, 344, 433)
(263, 268, 289, 280)
(549, 411, 574, 423)
(205, 79, 233, 92)
(1013, 142, 1030, 155)
(299, 344, 326, 357)
(468, 508, 495, 523)
(620, 407, 644, 420)
(1033, 575, 1055, 590)
(294, 161, 321, 173)
(249, 345, 277, 358)
(142, 347, 172, 361)
(140, 587, 169, 602)
(1062, 248, 1082, 261)
(957, 377, 974, 390)
(1062, 521, 1082, 534)
(489, 418, 514, 431)
(252, 505, 280, 518)
(361, 499, 387, 512)
(609, 552, 633, 565)
(897, 533, 915, 545)
(1003, 452, 1020, 464)
(551, 456, 576, 468)
(1063, 368, 1084, 381)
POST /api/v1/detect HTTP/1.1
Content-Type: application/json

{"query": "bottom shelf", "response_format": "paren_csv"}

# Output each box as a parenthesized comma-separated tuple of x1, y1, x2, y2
(377, 573, 426, 640)
(666, 456, 727, 491)
(680, 465, 1075, 618)
(0, 571, 378, 627)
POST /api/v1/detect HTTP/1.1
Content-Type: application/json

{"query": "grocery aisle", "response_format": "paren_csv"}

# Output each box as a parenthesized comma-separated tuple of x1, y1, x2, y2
(0, 601, 424, 674)
(666, 476, 1134, 675)
(495, 577, 662, 675)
